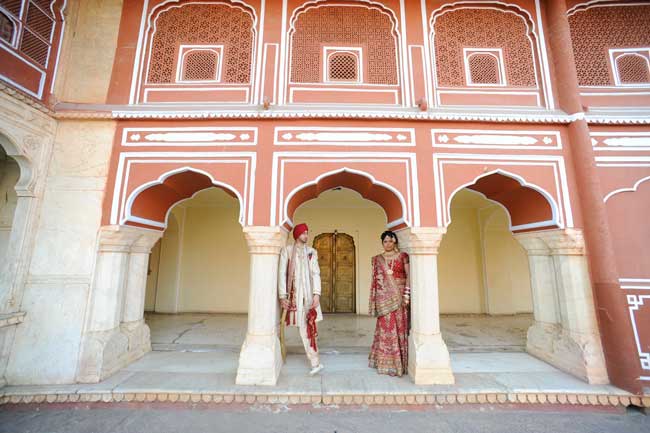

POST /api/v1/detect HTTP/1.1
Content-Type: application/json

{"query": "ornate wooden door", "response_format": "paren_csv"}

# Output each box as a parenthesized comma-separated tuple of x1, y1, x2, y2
(313, 232, 356, 313)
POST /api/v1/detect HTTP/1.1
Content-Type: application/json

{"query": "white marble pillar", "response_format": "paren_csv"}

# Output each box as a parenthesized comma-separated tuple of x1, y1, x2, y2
(76, 226, 143, 383)
(514, 234, 562, 364)
(121, 231, 162, 361)
(515, 229, 608, 384)
(236, 226, 287, 386)
(397, 227, 454, 385)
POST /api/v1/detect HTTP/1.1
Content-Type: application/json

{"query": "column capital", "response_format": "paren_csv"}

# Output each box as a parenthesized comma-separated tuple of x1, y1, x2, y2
(395, 227, 447, 255)
(131, 231, 163, 253)
(97, 225, 162, 253)
(243, 226, 288, 255)
(515, 229, 585, 256)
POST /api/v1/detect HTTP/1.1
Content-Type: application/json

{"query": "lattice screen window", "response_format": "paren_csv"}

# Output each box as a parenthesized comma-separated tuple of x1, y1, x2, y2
(612, 50, 650, 86)
(0, 11, 13, 43)
(464, 49, 506, 86)
(323, 47, 362, 83)
(176, 45, 223, 83)
(0, 1, 55, 66)
(328, 52, 358, 82)
(20, 1, 54, 66)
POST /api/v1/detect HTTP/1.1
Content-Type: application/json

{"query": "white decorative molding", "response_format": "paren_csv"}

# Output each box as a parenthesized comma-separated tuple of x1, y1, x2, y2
(604, 137, 650, 147)
(432, 154, 573, 231)
(626, 294, 650, 371)
(620, 278, 650, 290)
(145, 132, 236, 142)
(454, 135, 537, 145)
(121, 127, 258, 146)
(432, 129, 561, 150)
(270, 151, 419, 228)
(603, 175, 650, 203)
(592, 132, 650, 151)
(110, 152, 257, 228)
(274, 127, 415, 146)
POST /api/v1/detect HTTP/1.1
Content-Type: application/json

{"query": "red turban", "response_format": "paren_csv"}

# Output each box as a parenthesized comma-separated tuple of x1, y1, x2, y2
(293, 223, 309, 240)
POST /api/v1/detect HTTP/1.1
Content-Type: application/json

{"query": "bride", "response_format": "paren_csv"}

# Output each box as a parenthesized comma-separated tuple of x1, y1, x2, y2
(368, 230, 411, 376)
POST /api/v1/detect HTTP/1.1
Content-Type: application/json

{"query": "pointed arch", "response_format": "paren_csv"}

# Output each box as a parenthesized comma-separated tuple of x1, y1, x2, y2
(447, 169, 560, 232)
(604, 175, 650, 203)
(283, 167, 409, 230)
(123, 167, 244, 230)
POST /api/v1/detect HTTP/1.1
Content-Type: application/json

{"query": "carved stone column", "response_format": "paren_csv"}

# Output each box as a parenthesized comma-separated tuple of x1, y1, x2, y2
(514, 234, 562, 366)
(516, 229, 608, 384)
(236, 226, 287, 386)
(120, 231, 162, 364)
(397, 227, 454, 385)
(76, 226, 144, 383)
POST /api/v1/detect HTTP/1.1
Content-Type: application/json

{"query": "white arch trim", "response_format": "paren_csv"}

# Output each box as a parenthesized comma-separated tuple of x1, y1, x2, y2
(604, 175, 650, 203)
(122, 166, 245, 230)
(281, 167, 409, 230)
(567, 1, 650, 16)
(446, 169, 560, 232)
(0, 130, 35, 194)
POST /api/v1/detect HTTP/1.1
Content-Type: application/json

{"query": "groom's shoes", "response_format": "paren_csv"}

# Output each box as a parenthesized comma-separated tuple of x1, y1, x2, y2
(309, 364, 324, 376)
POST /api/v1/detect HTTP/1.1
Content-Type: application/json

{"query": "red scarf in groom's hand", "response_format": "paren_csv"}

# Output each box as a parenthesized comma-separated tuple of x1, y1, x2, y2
(306, 307, 318, 351)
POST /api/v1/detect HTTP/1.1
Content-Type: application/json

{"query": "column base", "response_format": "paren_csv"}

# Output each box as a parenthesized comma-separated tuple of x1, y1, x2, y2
(408, 332, 455, 385)
(235, 333, 282, 386)
(526, 321, 609, 384)
(76, 328, 128, 383)
(120, 320, 152, 362)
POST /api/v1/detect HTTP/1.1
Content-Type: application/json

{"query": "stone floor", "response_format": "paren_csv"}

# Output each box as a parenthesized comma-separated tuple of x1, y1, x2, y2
(147, 312, 533, 354)
(3, 312, 641, 407)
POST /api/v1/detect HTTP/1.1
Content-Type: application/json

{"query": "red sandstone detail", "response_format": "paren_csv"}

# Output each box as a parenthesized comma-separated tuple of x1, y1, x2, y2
(290, 5, 398, 84)
(434, 8, 537, 87)
(147, 3, 254, 84)
(468, 53, 501, 85)
(616, 54, 650, 84)
(569, 4, 650, 86)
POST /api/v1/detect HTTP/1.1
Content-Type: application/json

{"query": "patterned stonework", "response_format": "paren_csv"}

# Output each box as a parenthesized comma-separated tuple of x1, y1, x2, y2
(433, 8, 537, 87)
(290, 5, 398, 84)
(569, 4, 650, 86)
(147, 3, 254, 84)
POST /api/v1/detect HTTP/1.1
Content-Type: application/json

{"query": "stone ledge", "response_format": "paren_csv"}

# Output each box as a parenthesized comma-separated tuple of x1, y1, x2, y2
(0, 312, 26, 329)
(1, 390, 647, 408)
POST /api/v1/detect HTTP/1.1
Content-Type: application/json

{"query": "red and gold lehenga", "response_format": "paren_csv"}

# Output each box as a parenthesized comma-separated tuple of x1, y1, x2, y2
(368, 251, 410, 376)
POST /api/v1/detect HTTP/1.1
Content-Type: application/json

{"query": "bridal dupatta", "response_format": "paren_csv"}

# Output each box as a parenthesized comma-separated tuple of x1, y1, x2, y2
(368, 252, 410, 376)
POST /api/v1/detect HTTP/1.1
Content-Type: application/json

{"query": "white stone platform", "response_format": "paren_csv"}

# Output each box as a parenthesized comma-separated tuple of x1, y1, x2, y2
(2, 313, 647, 407)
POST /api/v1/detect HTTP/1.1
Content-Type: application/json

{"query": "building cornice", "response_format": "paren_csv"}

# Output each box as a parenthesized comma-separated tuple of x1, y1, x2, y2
(17, 101, 648, 125)
(0, 82, 53, 116)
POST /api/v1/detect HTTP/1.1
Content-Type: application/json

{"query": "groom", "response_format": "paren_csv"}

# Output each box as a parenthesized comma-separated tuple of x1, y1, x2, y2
(278, 223, 324, 375)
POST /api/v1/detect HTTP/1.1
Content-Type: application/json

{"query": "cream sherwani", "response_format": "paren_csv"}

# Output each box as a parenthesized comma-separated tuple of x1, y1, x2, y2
(278, 243, 323, 366)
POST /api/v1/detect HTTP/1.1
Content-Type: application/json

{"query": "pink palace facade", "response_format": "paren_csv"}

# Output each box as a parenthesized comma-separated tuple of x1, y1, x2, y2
(0, 0, 649, 398)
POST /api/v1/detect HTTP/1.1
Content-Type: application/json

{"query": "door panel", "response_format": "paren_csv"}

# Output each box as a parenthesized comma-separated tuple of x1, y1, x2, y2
(313, 234, 334, 313)
(313, 232, 355, 313)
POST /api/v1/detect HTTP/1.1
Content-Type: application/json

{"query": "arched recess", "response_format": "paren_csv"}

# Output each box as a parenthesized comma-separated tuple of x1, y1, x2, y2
(123, 167, 245, 230)
(604, 176, 650, 279)
(283, 168, 409, 230)
(285, 0, 405, 105)
(0, 130, 38, 312)
(133, 0, 258, 104)
(429, 1, 548, 107)
(447, 171, 560, 233)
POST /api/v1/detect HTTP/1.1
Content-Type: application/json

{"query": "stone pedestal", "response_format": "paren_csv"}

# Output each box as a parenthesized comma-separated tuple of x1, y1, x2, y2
(236, 226, 287, 386)
(397, 227, 454, 385)
(76, 226, 160, 383)
(516, 229, 608, 384)
(121, 232, 162, 360)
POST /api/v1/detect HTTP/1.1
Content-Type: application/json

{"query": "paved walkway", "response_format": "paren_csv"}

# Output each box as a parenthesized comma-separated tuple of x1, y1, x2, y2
(1, 403, 649, 433)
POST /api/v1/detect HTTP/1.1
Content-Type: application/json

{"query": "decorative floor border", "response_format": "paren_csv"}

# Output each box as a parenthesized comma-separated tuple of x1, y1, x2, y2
(1, 391, 649, 407)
